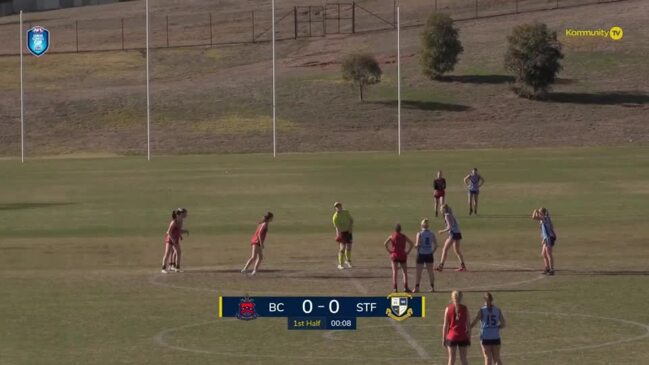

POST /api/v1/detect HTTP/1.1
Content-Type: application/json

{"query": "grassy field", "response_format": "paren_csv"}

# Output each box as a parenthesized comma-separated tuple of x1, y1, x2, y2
(1, 147, 649, 364)
(1, 0, 648, 155)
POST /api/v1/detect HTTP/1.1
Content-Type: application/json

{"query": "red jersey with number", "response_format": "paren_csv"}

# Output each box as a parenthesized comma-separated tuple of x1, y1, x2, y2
(390, 232, 407, 261)
(251, 222, 268, 246)
(445, 303, 469, 341)
(165, 220, 181, 244)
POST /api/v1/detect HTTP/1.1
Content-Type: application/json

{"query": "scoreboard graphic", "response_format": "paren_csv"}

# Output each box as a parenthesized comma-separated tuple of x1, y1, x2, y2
(219, 293, 425, 330)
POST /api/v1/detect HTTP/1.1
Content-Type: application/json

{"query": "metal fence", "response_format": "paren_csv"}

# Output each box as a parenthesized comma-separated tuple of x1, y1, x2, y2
(0, 0, 625, 55)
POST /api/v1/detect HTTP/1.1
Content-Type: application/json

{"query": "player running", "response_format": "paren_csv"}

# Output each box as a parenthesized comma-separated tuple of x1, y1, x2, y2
(436, 204, 467, 272)
(464, 168, 485, 215)
(414, 218, 437, 293)
(443, 290, 471, 365)
(241, 212, 274, 276)
(470, 292, 506, 365)
(433, 170, 447, 217)
(532, 207, 557, 275)
(161, 208, 189, 274)
(332, 202, 354, 270)
(383, 223, 414, 293)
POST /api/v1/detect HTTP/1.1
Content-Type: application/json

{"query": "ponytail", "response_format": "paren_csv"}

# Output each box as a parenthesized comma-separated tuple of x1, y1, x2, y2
(171, 209, 178, 220)
(261, 211, 274, 223)
(395, 223, 402, 233)
(451, 290, 463, 321)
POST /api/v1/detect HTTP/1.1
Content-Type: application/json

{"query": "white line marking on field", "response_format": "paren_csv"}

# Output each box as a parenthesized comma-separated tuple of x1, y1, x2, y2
(152, 310, 649, 360)
(344, 270, 432, 360)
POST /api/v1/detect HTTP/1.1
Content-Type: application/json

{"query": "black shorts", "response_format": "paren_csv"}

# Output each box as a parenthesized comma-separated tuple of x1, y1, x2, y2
(451, 232, 463, 240)
(469, 190, 479, 195)
(544, 236, 556, 247)
(445, 339, 470, 347)
(481, 338, 501, 346)
(340, 231, 353, 244)
(416, 253, 434, 264)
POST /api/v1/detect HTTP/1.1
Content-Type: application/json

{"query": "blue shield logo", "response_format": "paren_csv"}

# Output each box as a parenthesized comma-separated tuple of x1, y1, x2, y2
(27, 26, 50, 57)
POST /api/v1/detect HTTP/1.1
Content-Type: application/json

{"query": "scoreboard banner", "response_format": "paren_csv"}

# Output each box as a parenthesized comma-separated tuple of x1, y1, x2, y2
(219, 294, 425, 330)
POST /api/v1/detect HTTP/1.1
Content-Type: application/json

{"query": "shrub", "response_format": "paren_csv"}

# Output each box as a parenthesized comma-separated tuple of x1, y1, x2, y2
(420, 13, 464, 79)
(341, 53, 382, 102)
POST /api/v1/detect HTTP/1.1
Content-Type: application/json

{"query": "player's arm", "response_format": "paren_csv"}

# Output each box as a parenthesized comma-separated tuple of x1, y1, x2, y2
(432, 235, 438, 254)
(166, 221, 177, 244)
(499, 311, 506, 329)
(415, 232, 421, 249)
(470, 308, 482, 329)
(442, 308, 450, 346)
(258, 223, 267, 248)
(463, 175, 470, 186)
(479, 175, 485, 187)
(383, 237, 392, 254)
(438, 216, 451, 234)
(405, 236, 414, 255)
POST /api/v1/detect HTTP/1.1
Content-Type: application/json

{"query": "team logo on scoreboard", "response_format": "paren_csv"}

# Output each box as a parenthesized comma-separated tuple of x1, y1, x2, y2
(386, 293, 413, 321)
(27, 26, 50, 57)
(236, 296, 258, 321)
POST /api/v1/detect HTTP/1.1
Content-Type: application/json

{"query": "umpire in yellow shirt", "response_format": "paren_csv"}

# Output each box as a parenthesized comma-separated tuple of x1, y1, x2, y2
(333, 202, 354, 270)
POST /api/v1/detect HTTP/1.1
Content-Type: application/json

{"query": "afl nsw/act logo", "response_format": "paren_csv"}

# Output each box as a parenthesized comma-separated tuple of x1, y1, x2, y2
(386, 293, 413, 321)
(236, 296, 258, 321)
(27, 26, 50, 57)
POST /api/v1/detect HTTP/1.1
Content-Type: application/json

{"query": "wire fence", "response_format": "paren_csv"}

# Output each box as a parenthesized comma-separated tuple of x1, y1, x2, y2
(0, 0, 625, 56)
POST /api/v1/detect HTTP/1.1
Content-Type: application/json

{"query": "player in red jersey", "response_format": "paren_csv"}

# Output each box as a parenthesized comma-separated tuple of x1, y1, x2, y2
(433, 170, 447, 217)
(443, 290, 471, 365)
(383, 223, 414, 292)
(241, 212, 274, 276)
(161, 208, 189, 274)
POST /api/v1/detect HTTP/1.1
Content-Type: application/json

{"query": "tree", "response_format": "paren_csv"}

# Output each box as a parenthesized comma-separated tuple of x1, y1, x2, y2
(420, 13, 464, 80)
(505, 22, 564, 99)
(341, 53, 382, 102)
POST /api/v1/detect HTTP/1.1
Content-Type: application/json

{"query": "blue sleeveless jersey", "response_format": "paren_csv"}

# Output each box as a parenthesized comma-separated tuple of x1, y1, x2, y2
(540, 216, 555, 239)
(480, 306, 501, 340)
(446, 214, 461, 234)
(468, 175, 481, 192)
(417, 229, 436, 255)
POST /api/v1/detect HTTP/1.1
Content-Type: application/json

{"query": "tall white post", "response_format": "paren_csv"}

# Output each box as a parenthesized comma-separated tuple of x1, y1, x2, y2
(397, 7, 401, 156)
(272, 0, 277, 157)
(20, 11, 24, 163)
(146, 0, 151, 160)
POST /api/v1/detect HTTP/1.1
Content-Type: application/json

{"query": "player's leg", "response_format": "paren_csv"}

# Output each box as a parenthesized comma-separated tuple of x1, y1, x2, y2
(252, 246, 263, 274)
(459, 345, 469, 365)
(541, 242, 550, 273)
(545, 243, 554, 275)
(390, 260, 399, 291)
(447, 344, 457, 365)
(437, 238, 452, 271)
(434, 196, 440, 217)
(242, 245, 257, 273)
(344, 242, 352, 268)
(468, 192, 473, 215)
(169, 250, 177, 271)
(426, 261, 435, 291)
(481, 344, 493, 365)
(453, 240, 466, 271)
(337, 243, 345, 270)
(440, 195, 446, 215)
(173, 243, 183, 272)
(473, 192, 479, 215)
(400, 261, 410, 292)
(414, 261, 423, 293)
(492, 344, 502, 365)
(161, 243, 172, 273)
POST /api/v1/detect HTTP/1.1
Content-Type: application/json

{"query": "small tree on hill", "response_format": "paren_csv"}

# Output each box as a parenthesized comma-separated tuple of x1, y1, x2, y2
(341, 53, 382, 102)
(505, 22, 564, 99)
(420, 13, 464, 79)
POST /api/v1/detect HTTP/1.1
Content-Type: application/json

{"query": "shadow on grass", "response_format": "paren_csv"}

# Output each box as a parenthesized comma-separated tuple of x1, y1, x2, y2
(0, 202, 75, 211)
(434, 288, 556, 294)
(437, 74, 514, 84)
(186, 269, 299, 274)
(375, 100, 471, 112)
(545, 92, 649, 105)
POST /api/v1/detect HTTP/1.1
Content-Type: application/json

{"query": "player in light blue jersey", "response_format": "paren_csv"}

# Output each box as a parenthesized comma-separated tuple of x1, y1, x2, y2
(532, 207, 557, 275)
(464, 168, 485, 215)
(436, 204, 467, 272)
(470, 292, 506, 365)
(413, 219, 437, 293)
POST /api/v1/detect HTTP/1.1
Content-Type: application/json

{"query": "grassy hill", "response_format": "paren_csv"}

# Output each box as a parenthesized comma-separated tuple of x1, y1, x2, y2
(0, 0, 647, 156)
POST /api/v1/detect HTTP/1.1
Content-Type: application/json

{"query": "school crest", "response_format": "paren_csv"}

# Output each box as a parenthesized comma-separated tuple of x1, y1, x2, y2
(236, 296, 258, 321)
(27, 26, 50, 57)
(386, 293, 413, 321)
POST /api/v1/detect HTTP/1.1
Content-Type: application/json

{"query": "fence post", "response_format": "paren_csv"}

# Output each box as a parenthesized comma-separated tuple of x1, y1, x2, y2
(308, 6, 312, 37)
(352, 2, 355, 34)
(337, 3, 340, 33)
(556, 0, 559, 8)
(75, 20, 79, 52)
(323, 6, 326, 35)
(209, 13, 213, 46)
(515, 0, 518, 13)
(475, 0, 478, 18)
(294, 6, 298, 39)
(435, 0, 438, 12)
(166, 15, 170, 47)
(251, 11, 255, 43)
(121, 18, 125, 50)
